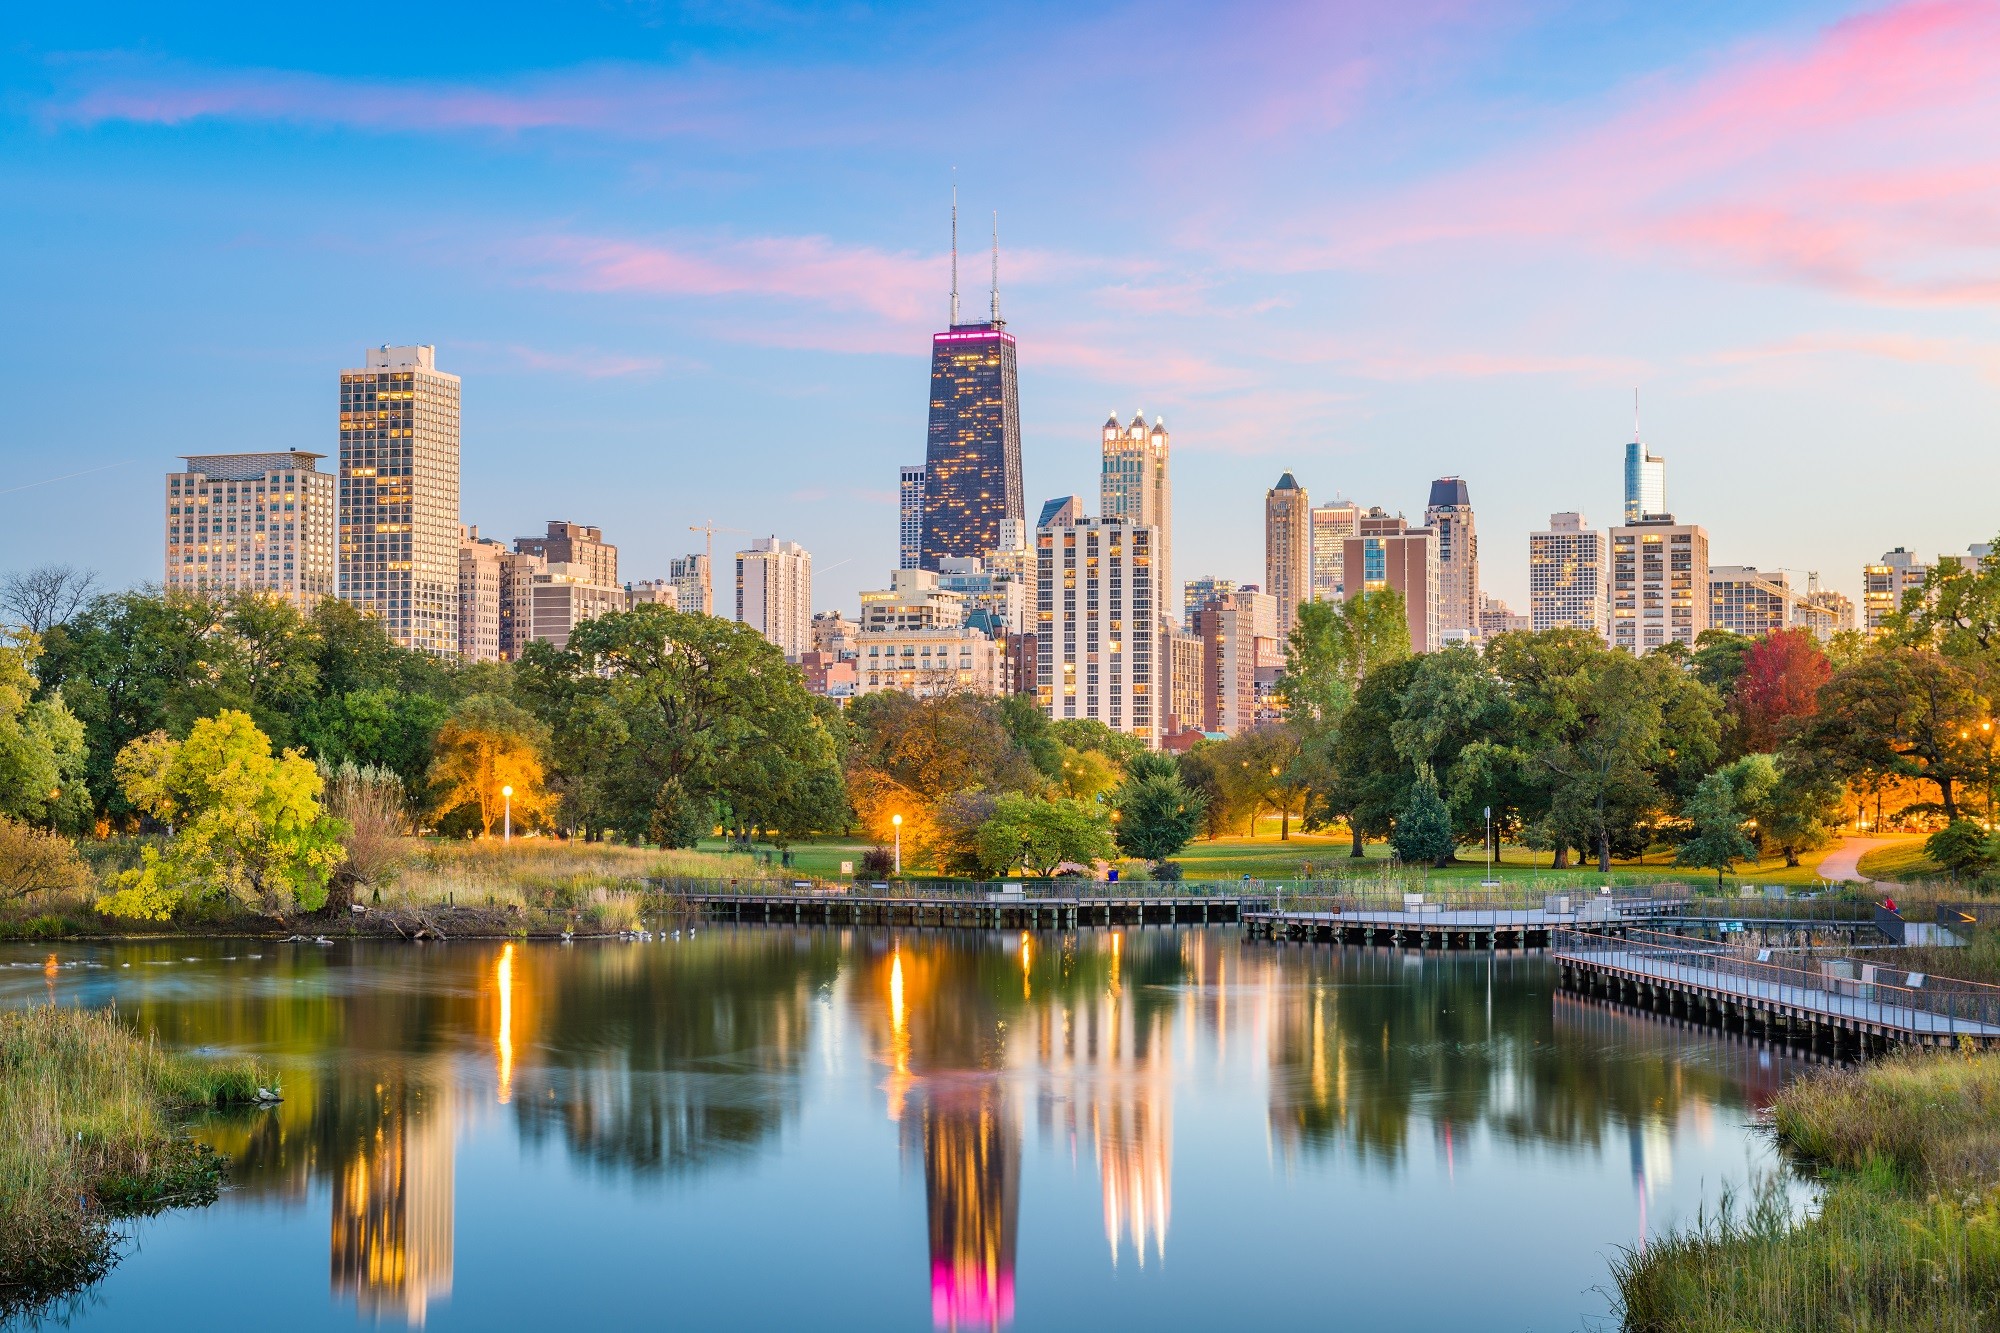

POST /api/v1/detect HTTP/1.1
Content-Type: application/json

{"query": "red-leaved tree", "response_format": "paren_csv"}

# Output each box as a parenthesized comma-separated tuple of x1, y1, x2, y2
(1733, 629, 1832, 753)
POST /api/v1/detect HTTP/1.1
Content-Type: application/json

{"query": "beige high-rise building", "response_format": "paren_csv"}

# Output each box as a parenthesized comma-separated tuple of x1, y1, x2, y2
(736, 537, 813, 660)
(1425, 477, 1479, 639)
(515, 521, 617, 588)
(1101, 413, 1173, 626)
(1477, 594, 1530, 639)
(860, 567, 966, 633)
(1264, 473, 1310, 652)
(456, 525, 505, 663)
(669, 553, 711, 617)
(165, 451, 336, 606)
(1037, 516, 1161, 746)
(526, 563, 623, 651)
(1529, 512, 1609, 637)
(1340, 509, 1440, 653)
(1709, 566, 1794, 638)
(1610, 515, 1710, 654)
(1163, 624, 1206, 736)
(854, 627, 1005, 697)
(1863, 547, 1931, 633)
(339, 344, 461, 657)
(1309, 500, 1359, 603)
(1199, 589, 1278, 736)
(497, 547, 544, 661)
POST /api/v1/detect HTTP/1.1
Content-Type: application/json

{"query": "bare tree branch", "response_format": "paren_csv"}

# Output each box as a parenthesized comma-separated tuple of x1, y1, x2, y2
(0, 565, 101, 636)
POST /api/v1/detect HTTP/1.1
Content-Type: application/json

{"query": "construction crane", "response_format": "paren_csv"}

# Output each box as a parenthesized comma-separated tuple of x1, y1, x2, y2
(688, 521, 750, 617)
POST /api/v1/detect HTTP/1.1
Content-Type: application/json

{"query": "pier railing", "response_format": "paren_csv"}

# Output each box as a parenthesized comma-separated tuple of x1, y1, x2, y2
(1554, 925, 2000, 1033)
(645, 877, 1265, 901)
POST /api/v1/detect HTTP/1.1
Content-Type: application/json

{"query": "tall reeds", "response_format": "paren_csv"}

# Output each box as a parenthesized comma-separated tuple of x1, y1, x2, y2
(0, 1005, 260, 1318)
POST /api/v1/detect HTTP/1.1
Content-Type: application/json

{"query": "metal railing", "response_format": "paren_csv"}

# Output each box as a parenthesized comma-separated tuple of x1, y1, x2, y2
(1554, 925, 2000, 1035)
(645, 876, 1265, 901)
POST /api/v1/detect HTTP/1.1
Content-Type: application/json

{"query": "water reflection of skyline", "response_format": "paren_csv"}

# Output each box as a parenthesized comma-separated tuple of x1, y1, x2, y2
(0, 930, 1816, 1330)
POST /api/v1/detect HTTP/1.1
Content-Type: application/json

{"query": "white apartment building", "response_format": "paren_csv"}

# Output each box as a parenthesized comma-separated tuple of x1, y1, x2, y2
(1610, 515, 1709, 654)
(1036, 516, 1161, 747)
(1529, 512, 1608, 637)
(1310, 501, 1359, 603)
(1863, 547, 1932, 633)
(527, 562, 624, 652)
(859, 567, 965, 633)
(736, 536, 813, 660)
(165, 451, 336, 606)
(669, 553, 711, 618)
(625, 579, 679, 610)
(1100, 413, 1173, 627)
(854, 627, 1005, 697)
(899, 464, 925, 570)
(338, 344, 461, 657)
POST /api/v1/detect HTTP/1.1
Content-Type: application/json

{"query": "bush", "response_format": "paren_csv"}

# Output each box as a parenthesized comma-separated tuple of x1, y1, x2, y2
(0, 816, 92, 907)
(1151, 860, 1184, 882)
(858, 847, 895, 879)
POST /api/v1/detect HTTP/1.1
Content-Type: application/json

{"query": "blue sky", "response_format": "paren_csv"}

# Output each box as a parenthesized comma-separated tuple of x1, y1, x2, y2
(3, 0, 1997, 613)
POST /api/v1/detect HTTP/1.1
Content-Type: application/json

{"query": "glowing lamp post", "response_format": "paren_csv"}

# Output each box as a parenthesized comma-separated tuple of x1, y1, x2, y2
(502, 785, 514, 844)
(891, 814, 903, 876)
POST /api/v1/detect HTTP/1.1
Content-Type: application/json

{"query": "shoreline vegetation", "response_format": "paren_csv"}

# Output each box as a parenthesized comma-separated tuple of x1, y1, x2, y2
(0, 1006, 264, 1321)
(1615, 1047, 2000, 1332)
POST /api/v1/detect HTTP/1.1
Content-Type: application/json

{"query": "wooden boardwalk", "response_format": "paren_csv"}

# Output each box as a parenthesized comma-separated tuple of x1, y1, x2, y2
(681, 892, 1267, 929)
(1243, 894, 1690, 950)
(1554, 927, 2000, 1051)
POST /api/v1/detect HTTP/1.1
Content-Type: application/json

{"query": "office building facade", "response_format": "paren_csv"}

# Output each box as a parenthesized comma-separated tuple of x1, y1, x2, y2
(1623, 438, 1666, 524)
(1610, 515, 1709, 654)
(497, 548, 543, 661)
(669, 553, 711, 618)
(1310, 500, 1359, 603)
(899, 464, 926, 570)
(921, 235, 1023, 568)
(1198, 589, 1277, 736)
(339, 344, 462, 657)
(1529, 512, 1609, 637)
(855, 627, 1005, 697)
(1341, 509, 1440, 653)
(1036, 516, 1160, 746)
(859, 567, 966, 633)
(1863, 548, 1931, 633)
(164, 451, 337, 605)
(1709, 566, 1794, 638)
(514, 521, 617, 589)
(1182, 576, 1236, 633)
(1425, 477, 1479, 640)
(526, 563, 625, 652)
(1101, 413, 1173, 627)
(736, 537, 813, 660)
(625, 579, 679, 611)
(1264, 473, 1310, 652)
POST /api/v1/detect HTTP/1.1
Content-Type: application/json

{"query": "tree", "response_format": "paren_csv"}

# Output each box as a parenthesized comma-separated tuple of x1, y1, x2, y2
(0, 566, 100, 636)
(1282, 591, 1413, 849)
(1926, 819, 1997, 883)
(297, 685, 452, 800)
(1675, 771, 1756, 888)
(1690, 630, 1753, 698)
(0, 636, 91, 833)
(516, 607, 844, 847)
(1723, 751, 1841, 867)
(0, 815, 91, 904)
(428, 694, 555, 837)
(1174, 743, 1237, 840)
(1111, 763, 1207, 863)
(841, 691, 1038, 865)
(1390, 766, 1456, 868)
(974, 793, 1115, 879)
(1733, 629, 1832, 754)
(100, 710, 346, 919)
(1791, 648, 1986, 821)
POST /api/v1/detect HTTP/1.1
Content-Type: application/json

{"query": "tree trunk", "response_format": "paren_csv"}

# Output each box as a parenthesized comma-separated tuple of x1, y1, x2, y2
(1597, 829, 1611, 874)
(1350, 824, 1366, 858)
(1281, 806, 1291, 841)
(1553, 845, 1570, 869)
(1941, 778, 1959, 822)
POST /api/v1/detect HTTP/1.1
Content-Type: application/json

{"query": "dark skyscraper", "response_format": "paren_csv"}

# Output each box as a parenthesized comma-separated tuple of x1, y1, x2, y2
(921, 203, 1023, 569)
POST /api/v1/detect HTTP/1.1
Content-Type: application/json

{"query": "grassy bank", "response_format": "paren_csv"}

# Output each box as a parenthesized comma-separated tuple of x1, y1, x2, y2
(1614, 1047, 2000, 1331)
(0, 1005, 262, 1319)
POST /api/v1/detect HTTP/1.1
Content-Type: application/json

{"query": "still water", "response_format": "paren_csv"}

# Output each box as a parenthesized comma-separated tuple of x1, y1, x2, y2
(2, 929, 1808, 1332)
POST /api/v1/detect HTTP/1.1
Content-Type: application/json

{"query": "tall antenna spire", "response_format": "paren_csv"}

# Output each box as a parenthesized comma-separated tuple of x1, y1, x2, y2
(949, 177, 960, 326)
(990, 211, 1001, 324)
(1633, 388, 1640, 443)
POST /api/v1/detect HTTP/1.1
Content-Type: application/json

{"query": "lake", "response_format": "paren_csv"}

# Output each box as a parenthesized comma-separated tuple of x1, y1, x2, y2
(0, 928, 1811, 1331)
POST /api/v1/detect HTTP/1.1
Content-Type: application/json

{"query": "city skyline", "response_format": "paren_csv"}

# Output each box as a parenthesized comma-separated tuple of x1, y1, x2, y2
(4, 2, 1998, 614)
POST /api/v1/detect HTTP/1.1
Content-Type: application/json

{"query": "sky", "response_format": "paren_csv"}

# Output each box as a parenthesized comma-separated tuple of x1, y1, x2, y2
(2, 0, 1998, 615)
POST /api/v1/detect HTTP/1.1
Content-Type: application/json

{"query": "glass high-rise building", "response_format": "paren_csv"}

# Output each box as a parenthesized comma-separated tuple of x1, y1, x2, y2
(1623, 439, 1665, 524)
(339, 345, 461, 657)
(921, 212, 1023, 569)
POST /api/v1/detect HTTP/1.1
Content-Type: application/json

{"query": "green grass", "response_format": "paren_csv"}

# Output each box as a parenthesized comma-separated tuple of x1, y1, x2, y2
(1, 1005, 264, 1319)
(1857, 838, 1944, 882)
(1614, 1048, 2000, 1331)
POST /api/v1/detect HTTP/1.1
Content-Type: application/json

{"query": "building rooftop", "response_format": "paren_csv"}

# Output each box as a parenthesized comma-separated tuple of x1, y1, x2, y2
(1427, 476, 1471, 509)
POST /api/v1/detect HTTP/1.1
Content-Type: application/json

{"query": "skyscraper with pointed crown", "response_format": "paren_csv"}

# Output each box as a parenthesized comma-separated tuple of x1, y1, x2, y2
(920, 197, 1024, 569)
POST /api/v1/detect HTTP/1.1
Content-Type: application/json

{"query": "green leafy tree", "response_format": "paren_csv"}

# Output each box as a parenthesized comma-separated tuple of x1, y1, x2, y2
(1111, 761, 1208, 863)
(1324, 657, 1422, 856)
(1723, 751, 1841, 867)
(297, 685, 452, 800)
(1675, 771, 1756, 888)
(840, 691, 1038, 865)
(1390, 765, 1456, 868)
(1282, 591, 1412, 851)
(516, 606, 845, 847)
(1926, 819, 1997, 882)
(0, 636, 91, 833)
(428, 693, 556, 837)
(100, 709, 345, 919)
(975, 793, 1115, 879)
(1790, 648, 1986, 821)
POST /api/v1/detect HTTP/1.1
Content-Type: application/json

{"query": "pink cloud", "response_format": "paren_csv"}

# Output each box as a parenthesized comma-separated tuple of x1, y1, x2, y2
(1290, 0, 2000, 305)
(503, 345, 674, 378)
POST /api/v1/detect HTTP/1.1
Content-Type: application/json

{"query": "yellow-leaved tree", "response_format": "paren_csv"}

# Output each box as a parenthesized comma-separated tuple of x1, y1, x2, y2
(427, 694, 555, 836)
(100, 709, 346, 920)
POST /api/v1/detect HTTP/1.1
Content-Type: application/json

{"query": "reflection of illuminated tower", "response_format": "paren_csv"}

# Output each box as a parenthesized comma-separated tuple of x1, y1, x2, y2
(330, 1079, 455, 1326)
(919, 1089, 1019, 1332)
(1094, 1085, 1172, 1267)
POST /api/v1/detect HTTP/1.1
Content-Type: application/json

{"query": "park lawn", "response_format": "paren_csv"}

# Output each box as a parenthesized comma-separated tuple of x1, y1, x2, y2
(1855, 838, 1940, 882)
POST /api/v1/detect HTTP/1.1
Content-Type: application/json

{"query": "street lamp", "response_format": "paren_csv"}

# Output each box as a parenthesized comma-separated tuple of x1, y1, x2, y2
(891, 813, 902, 876)
(502, 785, 513, 844)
